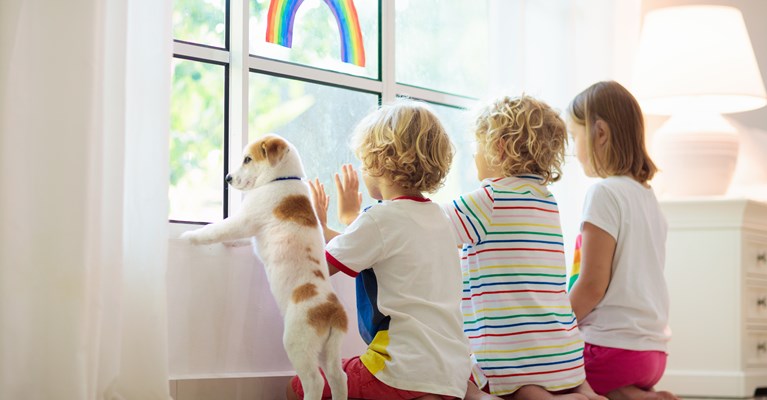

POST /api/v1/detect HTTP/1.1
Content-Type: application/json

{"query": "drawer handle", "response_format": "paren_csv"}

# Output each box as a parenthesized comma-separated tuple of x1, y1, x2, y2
(758, 252, 767, 263)
(758, 342, 767, 352)
(758, 297, 767, 307)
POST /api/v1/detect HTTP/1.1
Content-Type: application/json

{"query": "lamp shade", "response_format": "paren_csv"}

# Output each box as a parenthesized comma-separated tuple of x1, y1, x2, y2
(633, 5, 767, 115)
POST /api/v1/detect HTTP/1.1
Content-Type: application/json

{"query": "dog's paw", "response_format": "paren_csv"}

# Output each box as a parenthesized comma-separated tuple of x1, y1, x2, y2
(180, 230, 203, 245)
(223, 239, 252, 248)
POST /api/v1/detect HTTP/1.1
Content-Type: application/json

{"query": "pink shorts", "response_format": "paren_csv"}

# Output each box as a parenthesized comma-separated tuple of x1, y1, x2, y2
(583, 343, 667, 395)
(290, 356, 455, 400)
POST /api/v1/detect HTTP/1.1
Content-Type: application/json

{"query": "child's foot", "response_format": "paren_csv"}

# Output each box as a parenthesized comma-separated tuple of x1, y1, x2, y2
(607, 386, 680, 400)
(464, 381, 504, 400)
(510, 385, 588, 400)
(572, 381, 609, 400)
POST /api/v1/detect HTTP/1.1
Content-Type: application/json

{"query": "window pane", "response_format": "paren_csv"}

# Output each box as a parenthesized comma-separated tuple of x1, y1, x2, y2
(250, 0, 379, 79)
(173, 0, 226, 48)
(428, 103, 479, 204)
(396, 0, 490, 97)
(170, 59, 226, 222)
(249, 73, 379, 230)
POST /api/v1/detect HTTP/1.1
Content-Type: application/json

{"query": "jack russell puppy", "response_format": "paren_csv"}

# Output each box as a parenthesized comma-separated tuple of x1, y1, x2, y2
(181, 134, 348, 400)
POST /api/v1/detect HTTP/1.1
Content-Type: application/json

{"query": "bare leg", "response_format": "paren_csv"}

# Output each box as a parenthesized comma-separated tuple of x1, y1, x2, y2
(606, 386, 679, 400)
(571, 381, 609, 400)
(509, 385, 588, 400)
(464, 380, 504, 400)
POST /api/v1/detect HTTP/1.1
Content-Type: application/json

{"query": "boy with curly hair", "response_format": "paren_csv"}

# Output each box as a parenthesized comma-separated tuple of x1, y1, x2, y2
(445, 96, 604, 400)
(292, 100, 472, 399)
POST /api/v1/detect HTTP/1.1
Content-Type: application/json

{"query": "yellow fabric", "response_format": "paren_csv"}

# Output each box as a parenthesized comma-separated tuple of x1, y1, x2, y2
(360, 330, 391, 374)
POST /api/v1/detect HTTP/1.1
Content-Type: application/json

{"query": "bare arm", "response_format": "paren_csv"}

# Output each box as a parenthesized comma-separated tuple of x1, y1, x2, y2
(569, 222, 615, 322)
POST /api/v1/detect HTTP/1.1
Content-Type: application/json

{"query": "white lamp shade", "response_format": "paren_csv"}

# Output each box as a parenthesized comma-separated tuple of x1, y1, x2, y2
(633, 5, 767, 115)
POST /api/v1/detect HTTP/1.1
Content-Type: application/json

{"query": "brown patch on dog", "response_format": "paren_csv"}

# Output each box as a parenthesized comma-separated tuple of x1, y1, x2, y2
(273, 195, 317, 227)
(307, 295, 348, 333)
(292, 283, 318, 303)
(312, 269, 325, 279)
(245, 136, 289, 166)
(305, 246, 321, 264)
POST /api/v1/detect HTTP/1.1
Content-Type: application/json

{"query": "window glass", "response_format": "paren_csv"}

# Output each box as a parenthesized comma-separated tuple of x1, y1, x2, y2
(395, 0, 490, 97)
(250, 0, 379, 79)
(249, 73, 379, 230)
(428, 103, 478, 204)
(169, 59, 226, 222)
(173, 0, 227, 48)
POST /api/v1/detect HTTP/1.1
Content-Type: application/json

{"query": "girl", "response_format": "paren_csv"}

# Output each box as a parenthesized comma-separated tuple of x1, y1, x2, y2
(567, 81, 678, 400)
(443, 96, 603, 400)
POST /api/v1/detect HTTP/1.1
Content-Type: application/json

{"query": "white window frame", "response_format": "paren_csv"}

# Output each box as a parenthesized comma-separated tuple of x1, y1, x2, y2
(171, 0, 478, 223)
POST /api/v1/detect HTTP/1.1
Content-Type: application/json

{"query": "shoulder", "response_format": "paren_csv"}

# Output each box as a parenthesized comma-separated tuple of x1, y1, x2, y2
(585, 179, 622, 208)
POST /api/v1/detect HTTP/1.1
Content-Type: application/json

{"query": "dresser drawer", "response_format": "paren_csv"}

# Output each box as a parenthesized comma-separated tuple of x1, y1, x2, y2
(745, 284, 767, 323)
(745, 330, 767, 367)
(745, 240, 767, 278)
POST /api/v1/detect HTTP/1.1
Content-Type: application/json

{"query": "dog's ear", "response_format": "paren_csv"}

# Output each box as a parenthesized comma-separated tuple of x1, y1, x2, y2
(261, 137, 289, 166)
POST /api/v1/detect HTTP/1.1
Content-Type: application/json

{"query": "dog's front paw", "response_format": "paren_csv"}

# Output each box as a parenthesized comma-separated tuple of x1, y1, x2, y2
(180, 230, 204, 245)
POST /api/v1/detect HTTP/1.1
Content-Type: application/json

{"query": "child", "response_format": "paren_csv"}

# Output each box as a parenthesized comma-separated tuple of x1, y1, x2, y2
(443, 95, 603, 400)
(566, 81, 678, 400)
(289, 100, 472, 399)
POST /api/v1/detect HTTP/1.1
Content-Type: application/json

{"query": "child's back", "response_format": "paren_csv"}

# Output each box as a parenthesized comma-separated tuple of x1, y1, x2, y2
(328, 196, 469, 393)
(577, 176, 669, 350)
(451, 175, 584, 395)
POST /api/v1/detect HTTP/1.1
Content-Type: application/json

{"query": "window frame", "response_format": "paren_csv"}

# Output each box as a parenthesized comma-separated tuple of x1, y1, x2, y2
(171, 0, 478, 223)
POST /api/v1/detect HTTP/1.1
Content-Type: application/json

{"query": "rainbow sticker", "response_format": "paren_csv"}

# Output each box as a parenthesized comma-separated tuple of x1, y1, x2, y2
(266, 0, 366, 67)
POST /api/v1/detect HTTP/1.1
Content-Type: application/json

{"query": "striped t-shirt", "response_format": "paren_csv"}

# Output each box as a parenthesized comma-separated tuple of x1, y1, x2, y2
(444, 176, 585, 395)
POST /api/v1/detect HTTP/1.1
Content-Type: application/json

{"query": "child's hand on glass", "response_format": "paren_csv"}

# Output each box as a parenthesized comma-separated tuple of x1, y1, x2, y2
(335, 164, 362, 226)
(308, 178, 329, 228)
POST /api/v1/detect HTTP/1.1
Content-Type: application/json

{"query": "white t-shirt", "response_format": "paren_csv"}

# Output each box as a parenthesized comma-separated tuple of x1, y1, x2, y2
(578, 176, 671, 352)
(326, 197, 472, 398)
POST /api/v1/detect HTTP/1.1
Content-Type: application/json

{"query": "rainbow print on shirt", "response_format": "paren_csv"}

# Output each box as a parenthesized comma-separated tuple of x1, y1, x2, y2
(568, 233, 582, 291)
(265, 0, 366, 67)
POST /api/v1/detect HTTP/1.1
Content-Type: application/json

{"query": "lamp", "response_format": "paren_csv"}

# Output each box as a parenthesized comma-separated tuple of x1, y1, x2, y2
(633, 5, 767, 196)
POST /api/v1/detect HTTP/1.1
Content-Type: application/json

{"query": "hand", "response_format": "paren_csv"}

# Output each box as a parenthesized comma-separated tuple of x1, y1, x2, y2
(308, 178, 329, 228)
(335, 164, 362, 226)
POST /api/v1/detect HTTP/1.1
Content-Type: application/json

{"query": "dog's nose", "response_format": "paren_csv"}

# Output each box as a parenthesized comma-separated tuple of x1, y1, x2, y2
(225, 174, 233, 183)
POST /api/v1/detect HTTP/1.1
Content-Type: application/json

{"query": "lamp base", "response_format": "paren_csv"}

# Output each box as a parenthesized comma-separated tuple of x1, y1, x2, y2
(652, 114, 740, 197)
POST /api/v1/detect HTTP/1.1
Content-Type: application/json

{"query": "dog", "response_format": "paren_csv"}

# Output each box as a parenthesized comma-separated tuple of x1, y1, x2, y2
(181, 134, 348, 400)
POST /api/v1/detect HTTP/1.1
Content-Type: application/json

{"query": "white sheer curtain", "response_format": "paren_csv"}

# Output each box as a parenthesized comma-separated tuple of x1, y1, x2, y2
(0, 0, 172, 399)
(488, 0, 642, 266)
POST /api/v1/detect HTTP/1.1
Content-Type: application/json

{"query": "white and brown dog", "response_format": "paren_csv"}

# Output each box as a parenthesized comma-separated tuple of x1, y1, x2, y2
(181, 134, 348, 400)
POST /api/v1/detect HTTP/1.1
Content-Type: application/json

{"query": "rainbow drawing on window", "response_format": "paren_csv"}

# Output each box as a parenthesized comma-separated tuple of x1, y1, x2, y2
(266, 0, 366, 67)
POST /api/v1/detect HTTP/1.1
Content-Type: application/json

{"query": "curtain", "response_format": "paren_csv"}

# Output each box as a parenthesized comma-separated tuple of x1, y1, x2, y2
(488, 0, 642, 268)
(0, 0, 172, 399)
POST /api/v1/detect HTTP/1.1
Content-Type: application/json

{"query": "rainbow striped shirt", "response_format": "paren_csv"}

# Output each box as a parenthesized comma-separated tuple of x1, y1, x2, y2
(444, 176, 585, 395)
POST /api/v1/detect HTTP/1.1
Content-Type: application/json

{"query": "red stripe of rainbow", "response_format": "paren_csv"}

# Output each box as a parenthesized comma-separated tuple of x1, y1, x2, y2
(265, 0, 366, 67)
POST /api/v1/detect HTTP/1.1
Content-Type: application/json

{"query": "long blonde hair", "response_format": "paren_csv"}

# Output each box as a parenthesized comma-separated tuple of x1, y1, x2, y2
(568, 81, 657, 183)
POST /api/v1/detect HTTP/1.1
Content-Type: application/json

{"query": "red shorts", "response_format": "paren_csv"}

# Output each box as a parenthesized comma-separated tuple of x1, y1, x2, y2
(290, 356, 455, 399)
(583, 343, 667, 395)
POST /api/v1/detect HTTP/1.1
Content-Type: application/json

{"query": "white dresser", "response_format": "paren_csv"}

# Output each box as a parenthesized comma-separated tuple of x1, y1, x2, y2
(657, 199, 767, 398)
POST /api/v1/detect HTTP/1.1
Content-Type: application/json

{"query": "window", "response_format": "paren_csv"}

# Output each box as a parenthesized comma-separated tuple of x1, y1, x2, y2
(171, 0, 491, 224)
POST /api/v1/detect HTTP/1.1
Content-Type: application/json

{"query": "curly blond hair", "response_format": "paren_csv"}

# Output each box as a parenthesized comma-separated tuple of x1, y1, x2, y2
(352, 100, 454, 193)
(474, 96, 567, 184)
